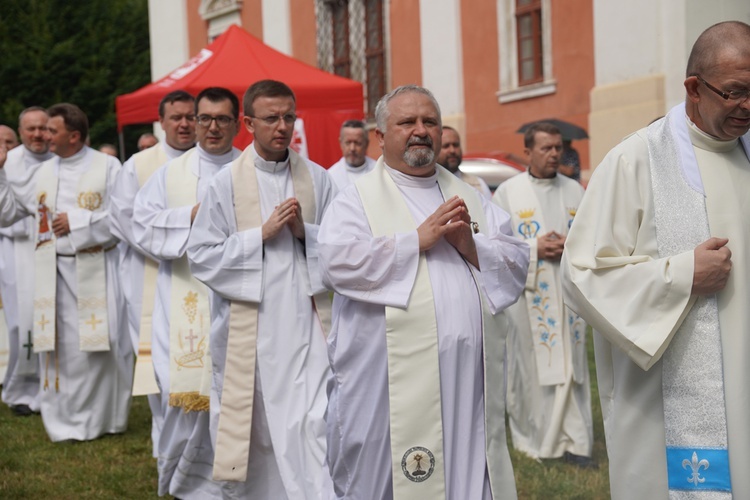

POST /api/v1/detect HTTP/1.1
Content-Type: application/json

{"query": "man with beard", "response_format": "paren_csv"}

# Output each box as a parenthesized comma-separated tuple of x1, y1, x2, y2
(327, 119, 376, 192)
(318, 84, 528, 499)
(0, 107, 53, 416)
(437, 125, 492, 199)
(187, 80, 334, 498)
(133, 87, 241, 499)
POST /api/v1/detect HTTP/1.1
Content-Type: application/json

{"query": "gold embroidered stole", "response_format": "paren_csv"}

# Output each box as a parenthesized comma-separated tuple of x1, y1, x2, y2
(504, 174, 573, 385)
(164, 150, 212, 411)
(356, 159, 508, 498)
(132, 145, 168, 396)
(212, 147, 320, 481)
(33, 153, 111, 353)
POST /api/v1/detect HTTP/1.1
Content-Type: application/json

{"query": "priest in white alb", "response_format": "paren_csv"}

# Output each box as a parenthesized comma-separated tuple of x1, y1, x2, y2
(562, 21, 750, 499)
(318, 85, 529, 499)
(110, 89, 196, 456)
(133, 87, 241, 499)
(0, 107, 52, 417)
(437, 126, 493, 199)
(327, 119, 375, 192)
(0, 103, 131, 442)
(187, 80, 334, 499)
(492, 122, 592, 464)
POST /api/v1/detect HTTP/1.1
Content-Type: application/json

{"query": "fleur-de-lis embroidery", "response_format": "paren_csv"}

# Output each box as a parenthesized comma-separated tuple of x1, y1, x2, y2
(682, 451, 709, 486)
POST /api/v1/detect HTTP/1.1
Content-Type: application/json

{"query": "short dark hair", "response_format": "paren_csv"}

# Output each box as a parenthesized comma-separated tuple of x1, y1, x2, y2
(158, 90, 195, 118)
(243, 80, 295, 117)
(195, 87, 240, 119)
(341, 119, 366, 131)
(523, 122, 561, 148)
(47, 103, 88, 142)
(18, 106, 47, 125)
(686, 21, 750, 78)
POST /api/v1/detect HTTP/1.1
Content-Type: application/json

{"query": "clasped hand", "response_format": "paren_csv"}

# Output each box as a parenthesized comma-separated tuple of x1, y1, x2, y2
(262, 197, 305, 242)
(417, 195, 478, 268)
(537, 231, 565, 261)
(692, 237, 731, 295)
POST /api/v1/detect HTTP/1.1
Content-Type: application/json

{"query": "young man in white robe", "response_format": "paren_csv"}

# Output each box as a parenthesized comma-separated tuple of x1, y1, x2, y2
(0, 107, 52, 416)
(0, 103, 131, 442)
(318, 85, 529, 500)
(327, 119, 375, 192)
(437, 126, 492, 199)
(492, 122, 591, 464)
(187, 80, 334, 499)
(562, 21, 750, 498)
(110, 90, 196, 457)
(133, 87, 241, 499)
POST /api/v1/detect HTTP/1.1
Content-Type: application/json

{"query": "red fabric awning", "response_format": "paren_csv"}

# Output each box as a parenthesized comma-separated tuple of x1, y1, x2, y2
(115, 25, 364, 167)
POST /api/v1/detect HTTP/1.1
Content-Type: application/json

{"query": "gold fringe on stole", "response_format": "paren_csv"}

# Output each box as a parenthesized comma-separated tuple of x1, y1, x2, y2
(168, 392, 210, 412)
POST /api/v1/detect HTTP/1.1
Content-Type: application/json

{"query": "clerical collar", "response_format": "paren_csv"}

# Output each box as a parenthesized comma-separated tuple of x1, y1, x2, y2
(527, 169, 557, 181)
(23, 146, 53, 163)
(345, 160, 366, 171)
(384, 163, 438, 189)
(59, 145, 89, 165)
(195, 143, 236, 166)
(164, 141, 191, 160)
(686, 115, 738, 154)
(253, 145, 290, 173)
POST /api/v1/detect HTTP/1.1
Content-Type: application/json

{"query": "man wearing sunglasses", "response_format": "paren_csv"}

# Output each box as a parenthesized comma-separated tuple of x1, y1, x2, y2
(563, 21, 750, 499)
(132, 87, 241, 499)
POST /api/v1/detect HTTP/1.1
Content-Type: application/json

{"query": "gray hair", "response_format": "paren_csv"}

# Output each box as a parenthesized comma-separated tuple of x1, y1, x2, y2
(374, 85, 442, 132)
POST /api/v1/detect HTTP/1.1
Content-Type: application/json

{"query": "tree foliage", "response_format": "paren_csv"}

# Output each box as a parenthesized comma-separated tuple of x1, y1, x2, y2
(0, 0, 152, 153)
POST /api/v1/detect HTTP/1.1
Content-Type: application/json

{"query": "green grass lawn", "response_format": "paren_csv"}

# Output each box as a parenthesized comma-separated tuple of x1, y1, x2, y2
(0, 330, 609, 498)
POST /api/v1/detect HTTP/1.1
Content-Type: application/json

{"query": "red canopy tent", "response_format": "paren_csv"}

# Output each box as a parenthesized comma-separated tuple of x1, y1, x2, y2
(115, 25, 364, 167)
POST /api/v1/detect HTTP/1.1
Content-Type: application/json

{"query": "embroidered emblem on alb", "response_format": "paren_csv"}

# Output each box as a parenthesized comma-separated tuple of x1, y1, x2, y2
(175, 291, 206, 370)
(516, 209, 540, 239)
(401, 446, 436, 483)
(37, 191, 53, 247)
(567, 207, 577, 229)
(77, 191, 103, 211)
(683, 451, 709, 486)
(532, 268, 558, 366)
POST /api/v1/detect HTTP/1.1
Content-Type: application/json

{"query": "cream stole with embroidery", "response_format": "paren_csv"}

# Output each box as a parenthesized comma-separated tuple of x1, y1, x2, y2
(33, 153, 110, 353)
(163, 150, 212, 411)
(504, 174, 578, 386)
(131, 145, 168, 396)
(212, 147, 328, 481)
(356, 158, 511, 499)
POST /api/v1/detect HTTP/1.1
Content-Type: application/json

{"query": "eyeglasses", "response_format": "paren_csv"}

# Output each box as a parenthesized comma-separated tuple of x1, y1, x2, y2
(695, 75, 750, 102)
(196, 114, 236, 128)
(251, 113, 297, 126)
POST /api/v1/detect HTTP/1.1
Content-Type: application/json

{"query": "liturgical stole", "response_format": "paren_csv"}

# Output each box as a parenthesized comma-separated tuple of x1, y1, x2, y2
(648, 102, 734, 496)
(33, 153, 111, 353)
(132, 145, 168, 396)
(503, 174, 585, 386)
(356, 158, 510, 499)
(163, 149, 212, 412)
(212, 147, 329, 481)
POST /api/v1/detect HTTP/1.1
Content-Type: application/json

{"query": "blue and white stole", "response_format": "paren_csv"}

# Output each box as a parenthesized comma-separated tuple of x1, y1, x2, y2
(647, 102, 738, 496)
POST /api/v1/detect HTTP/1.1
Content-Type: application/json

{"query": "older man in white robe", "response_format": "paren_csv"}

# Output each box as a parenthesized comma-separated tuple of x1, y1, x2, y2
(318, 85, 528, 500)
(110, 90, 196, 456)
(133, 87, 241, 499)
(187, 80, 334, 499)
(562, 21, 750, 498)
(327, 119, 375, 192)
(0, 103, 131, 441)
(493, 122, 591, 464)
(0, 107, 52, 416)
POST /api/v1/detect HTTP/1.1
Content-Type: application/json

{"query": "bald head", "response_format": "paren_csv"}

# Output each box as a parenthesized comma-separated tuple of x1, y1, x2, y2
(0, 125, 19, 151)
(687, 21, 750, 78)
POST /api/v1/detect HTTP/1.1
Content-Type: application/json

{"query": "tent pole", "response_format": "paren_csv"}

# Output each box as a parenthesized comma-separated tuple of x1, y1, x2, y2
(118, 130, 125, 163)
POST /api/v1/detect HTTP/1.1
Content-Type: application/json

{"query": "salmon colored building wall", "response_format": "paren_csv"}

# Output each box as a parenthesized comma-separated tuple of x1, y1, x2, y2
(462, 0, 595, 170)
(241, 0, 264, 39)
(186, 0, 208, 57)
(290, 0, 319, 67)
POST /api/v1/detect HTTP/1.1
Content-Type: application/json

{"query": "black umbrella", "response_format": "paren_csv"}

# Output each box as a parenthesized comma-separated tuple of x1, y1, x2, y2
(516, 118, 589, 140)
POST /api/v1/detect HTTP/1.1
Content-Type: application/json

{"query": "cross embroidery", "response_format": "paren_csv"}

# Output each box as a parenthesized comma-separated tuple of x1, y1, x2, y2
(23, 331, 34, 360)
(85, 313, 103, 331)
(185, 329, 198, 352)
(37, 314, 50, 331)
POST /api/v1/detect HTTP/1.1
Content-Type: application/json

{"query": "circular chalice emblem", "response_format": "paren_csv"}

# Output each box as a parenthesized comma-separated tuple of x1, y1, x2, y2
(401, 446, 435, 482)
